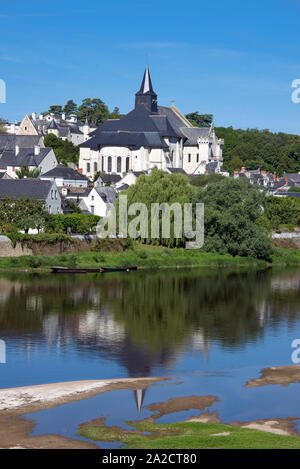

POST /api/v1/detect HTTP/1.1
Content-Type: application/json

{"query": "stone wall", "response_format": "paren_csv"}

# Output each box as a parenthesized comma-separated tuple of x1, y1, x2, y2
(272, 231, 300, 249)
(0, 235, 126, 257)
(0, 236, 32, 257)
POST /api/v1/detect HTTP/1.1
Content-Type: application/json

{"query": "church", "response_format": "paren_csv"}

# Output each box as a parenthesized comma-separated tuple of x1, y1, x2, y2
(79, 66, 225, 178)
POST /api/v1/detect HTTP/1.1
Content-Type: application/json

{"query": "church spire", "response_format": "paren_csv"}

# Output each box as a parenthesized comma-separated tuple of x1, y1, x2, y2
(135, 65, 158, 112)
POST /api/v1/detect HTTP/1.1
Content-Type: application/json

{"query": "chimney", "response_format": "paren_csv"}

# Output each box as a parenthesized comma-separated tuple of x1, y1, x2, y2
(273, 172, 276, 181)
(34, 145, 40, 156)
(31, 112, 37, 121)
(15, 145, 19, 156)
(77, 168, 83, 174)
(62, 113, 66, 121)
(261, 170, 267, 175)
(285, 177, 289, 186)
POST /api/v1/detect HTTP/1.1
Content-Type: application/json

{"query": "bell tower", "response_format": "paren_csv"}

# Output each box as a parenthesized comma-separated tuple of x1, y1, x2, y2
(135, 65, 158, 113)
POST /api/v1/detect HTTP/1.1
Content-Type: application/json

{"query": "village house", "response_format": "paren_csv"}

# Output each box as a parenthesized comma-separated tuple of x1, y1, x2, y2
(15, 112, 96, 146)
(0, 145, 58, 178)
(0, 134, 44, 155)
(39, 163, 89, 188)
(0, 178, 62, 214)
(79, 66, 224, 180)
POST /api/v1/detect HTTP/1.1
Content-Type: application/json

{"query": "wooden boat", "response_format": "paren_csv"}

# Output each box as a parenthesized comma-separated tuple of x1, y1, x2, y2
(51, 266, 137, 274)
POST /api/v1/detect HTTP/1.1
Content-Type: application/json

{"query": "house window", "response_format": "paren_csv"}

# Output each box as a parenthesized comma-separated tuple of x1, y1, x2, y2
(196, 154, 199, 163)
(188, 154, 191, 163)
(91, 195, 94, 201)
(117, 156, 122, 173)
(90, 205, 95, 214)
(87, 163, 90, 173)
(126, 157, 130, 172)
(94, 162, 98, 173)
(51, 190, 54, 199)
(108, 156, 112, 173)
(55, 190, 57, 200)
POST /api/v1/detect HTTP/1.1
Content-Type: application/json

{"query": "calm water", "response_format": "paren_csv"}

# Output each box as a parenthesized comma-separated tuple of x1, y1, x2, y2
(1, 267, 300, 444)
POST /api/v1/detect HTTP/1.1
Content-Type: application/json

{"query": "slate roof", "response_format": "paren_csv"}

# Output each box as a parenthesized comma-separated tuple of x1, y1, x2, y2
(0, 148, 52, 170)
(0, 179, 53, 200)
(0, 134, 43, 153)
(117, 183, 129, 191)
(98, 173, 122, 184)
(41, 164, 88, 181)
(179, 127, 210, 145)
(167, 168, 188, 175)
(95, 186, 117, 204)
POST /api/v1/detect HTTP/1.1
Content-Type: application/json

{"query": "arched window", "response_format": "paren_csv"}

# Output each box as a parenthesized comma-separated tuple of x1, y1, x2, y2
(126, 157, 130, 172)
(108, 156, 112, 173)
(117, 156, 122, 173)
(87, 162, 90, 173)
(94, 162, 98, 173)
(102, 156, 104, 171)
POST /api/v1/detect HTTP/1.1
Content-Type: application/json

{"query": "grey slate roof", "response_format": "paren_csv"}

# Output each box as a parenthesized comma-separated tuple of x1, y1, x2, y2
(0, 179, 52, 200)
(41, 164, 88, 181)
(179, 127, 210, 145)
(97, 173, 122, 184)
(0, 148, 52, 170)
(95, 186, 117, 204)
(117, 183, 129, 191)
(0, 134, 43, 153)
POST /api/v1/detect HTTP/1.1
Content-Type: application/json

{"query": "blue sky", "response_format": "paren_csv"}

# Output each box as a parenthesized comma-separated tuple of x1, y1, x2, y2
(0, 0, 300, 133)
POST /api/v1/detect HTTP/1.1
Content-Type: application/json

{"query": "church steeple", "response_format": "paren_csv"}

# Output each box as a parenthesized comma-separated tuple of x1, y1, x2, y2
(135, 65, 158, 112)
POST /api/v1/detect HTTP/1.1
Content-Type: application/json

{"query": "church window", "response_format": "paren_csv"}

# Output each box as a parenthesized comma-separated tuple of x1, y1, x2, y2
(188, 154, 191, 163)
(126, 157, 130, 172)
(102, 156, 104, 171)
(196, 154, 199, 163)
(108, 156, 112, 172)
(87, 163, 90, 173)
(117, 157, 122, 173)
(94, 162, 98, 173)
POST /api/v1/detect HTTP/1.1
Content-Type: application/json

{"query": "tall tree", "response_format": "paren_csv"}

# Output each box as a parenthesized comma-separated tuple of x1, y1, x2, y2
(48, 105, 63, 116)
(77, 98, 109, 125)
(185, 112, 213, 127)
(63, 99, 78, 116)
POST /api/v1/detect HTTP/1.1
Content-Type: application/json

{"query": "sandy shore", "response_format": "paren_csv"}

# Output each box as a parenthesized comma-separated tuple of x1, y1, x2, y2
(0, 377, 169, 449)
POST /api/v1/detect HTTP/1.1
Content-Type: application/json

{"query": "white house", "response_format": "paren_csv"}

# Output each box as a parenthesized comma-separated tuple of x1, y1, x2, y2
(0, 146, 58, 178)
(40, 163, 89, 188)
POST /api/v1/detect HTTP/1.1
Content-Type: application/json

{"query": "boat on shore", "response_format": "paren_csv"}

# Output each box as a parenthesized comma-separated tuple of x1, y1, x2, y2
(51, 266, 137, 274)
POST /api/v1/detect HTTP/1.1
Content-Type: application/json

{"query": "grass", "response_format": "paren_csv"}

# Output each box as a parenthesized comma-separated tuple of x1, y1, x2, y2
(1, 243, 300, 272)
(79, 420, 300, 449)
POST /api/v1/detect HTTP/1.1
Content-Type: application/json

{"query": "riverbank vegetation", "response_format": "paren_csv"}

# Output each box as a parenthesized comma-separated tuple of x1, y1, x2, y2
(1, 243, 300, 272)
(79, 419, 300, 449)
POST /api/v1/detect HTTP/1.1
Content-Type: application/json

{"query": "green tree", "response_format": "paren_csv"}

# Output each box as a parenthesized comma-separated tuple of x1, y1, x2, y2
(185, 112, 213, 127)
(116, 169, 194, 248)
(63, 99, 78, 116)
(16, 166, 41, 179)
(77, 98, 109, 125)
(192, 178, 272, 260)
(226, 156, 244, 174)
(48, 105, 63, 116)
(44, 134, 79, 164)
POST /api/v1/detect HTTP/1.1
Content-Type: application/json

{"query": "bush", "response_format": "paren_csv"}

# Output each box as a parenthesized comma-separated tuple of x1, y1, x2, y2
(67, 254, 77, 268)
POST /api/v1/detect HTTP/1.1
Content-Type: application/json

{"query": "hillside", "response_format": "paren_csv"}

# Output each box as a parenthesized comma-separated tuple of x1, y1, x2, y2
(215, 126, 300, 175)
